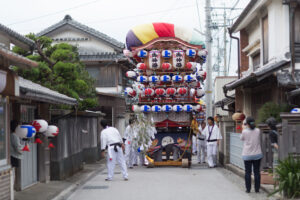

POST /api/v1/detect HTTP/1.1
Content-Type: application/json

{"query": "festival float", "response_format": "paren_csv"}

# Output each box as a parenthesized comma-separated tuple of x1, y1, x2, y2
(124, 23, 207, 167)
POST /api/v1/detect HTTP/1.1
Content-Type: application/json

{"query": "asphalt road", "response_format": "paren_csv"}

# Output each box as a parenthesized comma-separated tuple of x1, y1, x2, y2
(67, 160, 276, 200)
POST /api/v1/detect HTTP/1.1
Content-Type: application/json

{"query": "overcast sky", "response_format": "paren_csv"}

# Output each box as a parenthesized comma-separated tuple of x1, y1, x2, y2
(1, 0, 250, 76)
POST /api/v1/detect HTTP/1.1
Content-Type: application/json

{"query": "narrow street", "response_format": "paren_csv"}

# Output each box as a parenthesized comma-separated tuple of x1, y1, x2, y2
(67, 159, 275, 200)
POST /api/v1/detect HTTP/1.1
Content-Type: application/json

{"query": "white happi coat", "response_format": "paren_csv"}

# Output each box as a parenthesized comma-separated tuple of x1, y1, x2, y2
(101, 127, 128, 180)
(124, 125, 137, 167)
(197, 125, 207, 163)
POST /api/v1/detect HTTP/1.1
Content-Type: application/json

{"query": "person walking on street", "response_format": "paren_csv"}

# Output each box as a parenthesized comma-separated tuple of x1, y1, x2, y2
(240, 117, 263, 193)
(100, 119, 128, 181)
(197, 121, 206, 164)
(191, 115, 199, 155)
(124, 119, 137, 169)
(203, 117, 222, 168)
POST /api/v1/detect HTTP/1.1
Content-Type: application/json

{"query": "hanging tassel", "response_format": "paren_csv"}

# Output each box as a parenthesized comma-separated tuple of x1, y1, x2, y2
(22, 144, 30, 152)
(48, 142, 55, 148)
(34, 138, 43, 144)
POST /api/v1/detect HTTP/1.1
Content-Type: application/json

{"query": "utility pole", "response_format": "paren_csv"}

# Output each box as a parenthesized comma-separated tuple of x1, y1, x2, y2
(205, 0, 213, 118)
(223, 7, 227, 76)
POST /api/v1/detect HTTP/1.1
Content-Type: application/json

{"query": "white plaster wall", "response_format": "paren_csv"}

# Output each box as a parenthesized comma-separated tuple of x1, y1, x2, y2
(248, 23, 260, 45)
(268, 0, 290, 62)
(47, 28, 116, 53)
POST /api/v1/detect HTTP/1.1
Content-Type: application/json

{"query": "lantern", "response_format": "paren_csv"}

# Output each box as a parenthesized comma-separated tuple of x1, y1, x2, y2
(172, 75, 183, 82)
(15, 125, 36, 139)
(149, 50, 161, 70)
(166, 88, 176, 96)
(173, 105, 183, 112)
(232, 112, 246, 121)
(160, 75, 171, 83)
(184, 75, 195, 83)
(155, 88, 166, 96)
(137, 76, 148, 83)
(137, 63, 147, 71)
(190, 88, 195, 97)
(162, 50, 172, 58)
(183, 104, 193, 112)
(152, 105, 162, 112)
(138, 50, 148, 58)
(291, 108, 300, 113)
(199, 71, 207, 80)
(132, 105, 140, 112)
(195, 88, 205, 98)
(126, 71, 137, 79)
(193, 105, 203, 112)
(140, 105, 151, 112)
(149, 76, 159, 84)
(44, 125, 59, 137)
(162, 105, 172, 112)
(186, 62, 197, 71)
(161, 63, 172, 71)
(177, 87, 187, 96)
(31, 119, 48, 133)
(125, 87, 137, 97)
(173, 50, 185, 69)
(144, 88, 155, 96)
(186, 49, 197, 57)
(198, 49, 208, 57)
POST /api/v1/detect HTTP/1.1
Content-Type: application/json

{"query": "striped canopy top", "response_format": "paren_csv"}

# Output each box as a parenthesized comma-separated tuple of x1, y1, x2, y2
(126, 23, 205, 51)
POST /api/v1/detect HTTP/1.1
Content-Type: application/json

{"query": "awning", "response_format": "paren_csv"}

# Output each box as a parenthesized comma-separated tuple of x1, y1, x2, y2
(18, 77, 77, 105)
(224, 60, 290, 92)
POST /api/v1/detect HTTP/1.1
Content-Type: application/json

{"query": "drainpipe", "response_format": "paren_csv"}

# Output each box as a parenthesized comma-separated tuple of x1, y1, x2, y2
(228, 28, 241, 79)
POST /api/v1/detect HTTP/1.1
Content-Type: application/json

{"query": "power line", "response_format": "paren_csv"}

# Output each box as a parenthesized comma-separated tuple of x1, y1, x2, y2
(7, 0, 102, 26)
(196, 0, 202, 31)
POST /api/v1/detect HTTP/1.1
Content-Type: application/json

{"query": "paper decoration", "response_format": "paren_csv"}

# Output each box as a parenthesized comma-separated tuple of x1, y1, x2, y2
(173, 50, 185, 69)
(149, 50, 161, 70)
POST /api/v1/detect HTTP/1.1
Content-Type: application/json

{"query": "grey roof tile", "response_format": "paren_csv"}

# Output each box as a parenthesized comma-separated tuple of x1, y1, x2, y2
(79, 52, 126, 61)
(37, 15, 124, 50)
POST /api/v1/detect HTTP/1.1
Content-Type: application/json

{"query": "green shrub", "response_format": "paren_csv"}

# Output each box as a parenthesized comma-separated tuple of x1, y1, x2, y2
(270, 155, 300, 199)
(257, 102, 291, 123)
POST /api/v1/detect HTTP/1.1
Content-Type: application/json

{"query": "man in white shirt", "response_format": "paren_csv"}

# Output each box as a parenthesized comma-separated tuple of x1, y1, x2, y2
(197, 121, 206, 164)
(100, 120, 128, 181)
(124, 119, 137, 169)
(202, 117, 222, 168)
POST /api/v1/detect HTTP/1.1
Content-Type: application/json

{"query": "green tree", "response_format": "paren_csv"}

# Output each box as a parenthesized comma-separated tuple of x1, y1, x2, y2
(13, 34, 98, 110)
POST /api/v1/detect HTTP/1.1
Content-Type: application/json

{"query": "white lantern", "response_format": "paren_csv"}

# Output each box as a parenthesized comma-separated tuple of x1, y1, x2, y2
(44, 125, 59, 137)
(172, 75, 183, 82)
(198, 49, 208, 57)
(152, 105, 162, 112)
(15, 125, 36, 139)
(137, 76, 148, 83)
(184, 75, 196, 83)
(183, 105, 193, 112)
(160, 75, 171, 83)
(173, 50, 185, 69)
(31, 119, 48, 133)
(193, 105, 203, 112)
(162, 50, 172, 58)
(140, 105, 151, 112)
(195, 88, 205, 97)
(162, 105, 172, 112)
(173, 105, 183, 112)
(190, 88, 195, 97)
(132, 105, 140, 112)
(126, 71, 137, 79)
(186, 62, 197, 71)
(291, 108, 300, 113)
(149, 76, 159, 84)
(186, 49, 197, 57)
(149, 50, 161, 70)
(138, 50, 148, 58)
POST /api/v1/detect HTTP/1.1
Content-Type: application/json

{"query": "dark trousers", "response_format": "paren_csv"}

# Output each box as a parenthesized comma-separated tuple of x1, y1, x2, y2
(244, 159, 261, 192)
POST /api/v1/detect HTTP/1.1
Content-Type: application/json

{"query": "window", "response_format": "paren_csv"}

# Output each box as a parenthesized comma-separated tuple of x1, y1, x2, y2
(262, 15, 269, 64)
(252, 52, 261, 71)
(20, 105, 35, 123)
(0, 98, 7, 166)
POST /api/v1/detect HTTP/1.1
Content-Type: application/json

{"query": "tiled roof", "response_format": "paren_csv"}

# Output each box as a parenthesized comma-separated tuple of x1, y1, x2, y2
(0, 45, 38, 68)
(18, 77, 77, 105)
(37, 15, 124, 50)
(0, 23, 35, 49)
(79, 52, 127, 61)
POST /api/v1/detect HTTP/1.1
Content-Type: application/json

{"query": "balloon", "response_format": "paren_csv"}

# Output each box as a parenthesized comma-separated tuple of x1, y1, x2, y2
(172, 75, 183, 82)
(15, 125, 36, 139)
(137, 76, 148, 83)
(152, 105, 162, 112)
(160, 75, 171, 83)
(155, 88, 166, 96)
(140, 105, 151, 112)
(162, 105, 172, 112)
(44, 125, 59, 137)
(144, 88, 155, 96)
(31, 119, 48, 133)
(137, 63, 147, 71)
(162, 50, 172, 58)
(183, 105, 193, 112)
(173, 105, 183, 112)
(149, 76, 159, 84)
(126, 71, 137, 79)
(177, 87, 187, 96)
(186, 49, 197, 57)
(162, 63, 172, 71)
(138, 50, 148, 58)
(132, 105, 140, 112)
(166, 88, 176, 96)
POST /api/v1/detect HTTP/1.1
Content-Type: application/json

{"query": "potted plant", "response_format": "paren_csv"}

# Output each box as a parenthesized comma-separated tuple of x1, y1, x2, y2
(269, 155, 300, 199)
(261, 168, 275, 185)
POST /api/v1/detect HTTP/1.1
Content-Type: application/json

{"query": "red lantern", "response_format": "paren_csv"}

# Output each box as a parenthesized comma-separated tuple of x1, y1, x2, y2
(137, 63, 147, 71)
(177, 87, 187, 96)
(166, 88, 176, 96)
(144, 88, 155, 96)
(155, 88, 166, 96)
(162, 63, 172, 71)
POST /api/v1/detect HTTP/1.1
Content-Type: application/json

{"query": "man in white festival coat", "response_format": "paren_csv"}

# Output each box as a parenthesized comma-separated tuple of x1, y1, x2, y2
(202, 117, 222, 168)
(124, 119, 137, 168)
(197, 121, 207, 164)
(100, 119, 128, 181)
